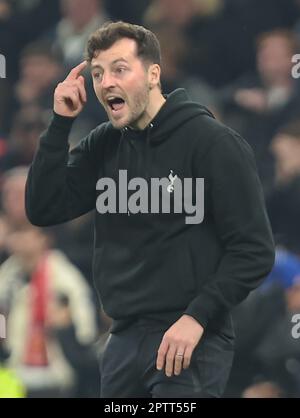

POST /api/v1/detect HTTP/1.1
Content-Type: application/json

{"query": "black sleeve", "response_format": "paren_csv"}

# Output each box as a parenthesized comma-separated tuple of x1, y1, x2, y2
(184, 130, 275, 328)
(54, 324, 99, 371)
(25, 113, 99, 226)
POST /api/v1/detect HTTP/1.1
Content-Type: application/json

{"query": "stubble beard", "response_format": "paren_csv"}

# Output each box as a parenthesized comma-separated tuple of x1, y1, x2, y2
(110, 84, 151, 130)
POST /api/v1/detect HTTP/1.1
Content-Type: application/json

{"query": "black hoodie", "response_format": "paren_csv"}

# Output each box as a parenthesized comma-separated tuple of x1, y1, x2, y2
(25, 89, 275, 335)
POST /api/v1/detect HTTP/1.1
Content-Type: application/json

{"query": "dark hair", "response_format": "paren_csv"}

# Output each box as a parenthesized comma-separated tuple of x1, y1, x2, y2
(85, 21, 161, 66)
(277, 119, 300, 139)
(256, 29, 299, 55)
(21, 41, 62, 64)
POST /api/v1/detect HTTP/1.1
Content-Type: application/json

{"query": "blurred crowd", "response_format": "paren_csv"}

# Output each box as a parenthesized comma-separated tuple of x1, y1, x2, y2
(1, 0, 300, 398)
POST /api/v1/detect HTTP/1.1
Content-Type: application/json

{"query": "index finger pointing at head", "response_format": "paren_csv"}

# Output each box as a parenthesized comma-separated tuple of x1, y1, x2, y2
(66, 60, 88, 81)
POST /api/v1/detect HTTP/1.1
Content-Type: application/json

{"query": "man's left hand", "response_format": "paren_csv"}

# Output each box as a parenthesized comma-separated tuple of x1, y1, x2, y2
(156, 314, 204, 377)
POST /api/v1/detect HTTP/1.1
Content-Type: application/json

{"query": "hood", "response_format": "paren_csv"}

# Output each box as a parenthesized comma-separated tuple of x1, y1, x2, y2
(113, 88, 215, 179)
(147, 88, 215, 143)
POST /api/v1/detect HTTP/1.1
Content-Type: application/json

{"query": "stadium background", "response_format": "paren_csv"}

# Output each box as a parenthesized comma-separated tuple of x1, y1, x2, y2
(1, 0, 300, 398)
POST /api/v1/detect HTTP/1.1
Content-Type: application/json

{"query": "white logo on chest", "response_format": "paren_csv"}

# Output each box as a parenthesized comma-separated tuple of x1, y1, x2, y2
(167, 170, 178, 193)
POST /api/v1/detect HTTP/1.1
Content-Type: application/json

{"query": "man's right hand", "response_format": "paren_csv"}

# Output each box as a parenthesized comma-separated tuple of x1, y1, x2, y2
(54, 61, 88, 118)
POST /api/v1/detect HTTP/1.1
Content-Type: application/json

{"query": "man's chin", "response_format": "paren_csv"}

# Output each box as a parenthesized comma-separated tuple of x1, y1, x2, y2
(108, 110, 143, 130)
(110, 118, 128, 129)
(109, 112, 136, 130)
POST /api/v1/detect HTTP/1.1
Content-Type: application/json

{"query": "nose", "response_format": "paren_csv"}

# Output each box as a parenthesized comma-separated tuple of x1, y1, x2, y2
(101, 71, 116, 89)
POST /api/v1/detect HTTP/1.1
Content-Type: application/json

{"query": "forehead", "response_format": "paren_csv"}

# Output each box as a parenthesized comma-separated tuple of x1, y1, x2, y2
(91, 38, 140, 67)
(259, 36, 291, 52)
(272, 135, 299, 153)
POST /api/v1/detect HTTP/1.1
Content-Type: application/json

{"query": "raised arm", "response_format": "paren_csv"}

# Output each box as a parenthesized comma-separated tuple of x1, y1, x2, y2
(25, 61, 98, 226)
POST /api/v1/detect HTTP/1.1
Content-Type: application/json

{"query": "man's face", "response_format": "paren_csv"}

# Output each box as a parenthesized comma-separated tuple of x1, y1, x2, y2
(91, 38, 152, 129)
(257, 36, 293, 83)
(21, 55, 62, 90)
(271, 134, 300, 183)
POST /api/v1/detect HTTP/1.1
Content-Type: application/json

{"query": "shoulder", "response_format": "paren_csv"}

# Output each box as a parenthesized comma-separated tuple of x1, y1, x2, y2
(191, 114, 254, 162)
(85, 121, 120, 152)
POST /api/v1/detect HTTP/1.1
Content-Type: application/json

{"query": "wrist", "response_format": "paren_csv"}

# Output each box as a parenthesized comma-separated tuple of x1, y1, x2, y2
(182, 314, 204, 331)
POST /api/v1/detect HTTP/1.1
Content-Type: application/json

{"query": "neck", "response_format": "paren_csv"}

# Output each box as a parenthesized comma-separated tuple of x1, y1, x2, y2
(131, 88, 166, 130)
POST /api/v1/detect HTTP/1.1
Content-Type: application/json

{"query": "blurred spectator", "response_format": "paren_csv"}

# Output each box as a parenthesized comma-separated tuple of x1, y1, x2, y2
(52, 0, 108, 69)
(0, 0, 60, 134)
(0, 166, 29, 273)
(267, 121, 300, 253)
(221, 29, 300, 190)
(152, 24, 221, 117)
(143, 0, 233, 87)
(14, 41, 63, 111)
(226, 0, 299, 76)
(264, 248, 300, 289)
(0, 167, 102, 397)
(0, 41, 64, 135)
(226, 247, 300, 397)
(0, 166, 30, 231)
(291, 0, 300, 41)
(50, 0, 110, 135)
(0, 108, 48, 174)
(242, 381, 284, 398)
(1, 0, 300, 399)
(0, 338, 26, 398)
(0, 80, 10, 138)
(0, 0, 60, 82)
(52, 213, 94, 287)
(105, 0, 150, 25)
(0, 165, 107, 331)
(144, 0, 220, 28)
(0, 226, 100, 397)
(143, 0, 291, 87)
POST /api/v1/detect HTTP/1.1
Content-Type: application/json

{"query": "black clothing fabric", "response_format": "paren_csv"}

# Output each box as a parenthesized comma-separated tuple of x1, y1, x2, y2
(55, 325, 101, 398)
(100, 318, 234, 398)
(25, 88, 275, 336)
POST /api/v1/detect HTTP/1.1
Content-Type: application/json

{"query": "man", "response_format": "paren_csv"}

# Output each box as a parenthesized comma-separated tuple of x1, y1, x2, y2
(25, 21, 275, 398)
(267, 120, 300, 254)
(0, 167, 99, 397)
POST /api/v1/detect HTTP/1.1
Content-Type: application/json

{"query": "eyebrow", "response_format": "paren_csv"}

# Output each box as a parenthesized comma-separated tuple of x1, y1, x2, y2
(91, 58, 129, 71)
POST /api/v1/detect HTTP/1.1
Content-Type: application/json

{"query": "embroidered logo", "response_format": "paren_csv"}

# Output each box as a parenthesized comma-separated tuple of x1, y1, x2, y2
(167, 170, 178, 193)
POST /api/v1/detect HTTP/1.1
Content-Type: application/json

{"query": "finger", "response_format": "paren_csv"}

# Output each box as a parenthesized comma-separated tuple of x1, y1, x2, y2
(76, 77, 87, 103)
(66, 60, 87, 81)
(61, 91, 80, 110)
(156, 338, 169, 371)
(59, 80, 86, 107)
(165, 344, 177, 377)
(182, 345, 194, 370)
(174, 347, 185, 376)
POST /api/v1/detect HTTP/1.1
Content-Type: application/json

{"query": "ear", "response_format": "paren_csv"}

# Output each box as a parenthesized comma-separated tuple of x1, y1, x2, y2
(148, 64, 161, 88)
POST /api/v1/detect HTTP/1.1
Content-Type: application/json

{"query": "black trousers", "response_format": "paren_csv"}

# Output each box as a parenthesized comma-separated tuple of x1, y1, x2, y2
(100, 318, 234, 398)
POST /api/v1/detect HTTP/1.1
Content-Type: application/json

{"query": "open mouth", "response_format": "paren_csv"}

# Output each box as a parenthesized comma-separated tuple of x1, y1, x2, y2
(106, 96, 126, 113)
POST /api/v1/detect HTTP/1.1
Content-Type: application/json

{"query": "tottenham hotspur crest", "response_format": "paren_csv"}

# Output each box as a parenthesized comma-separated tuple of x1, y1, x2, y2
(167, 170, 178, 193)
